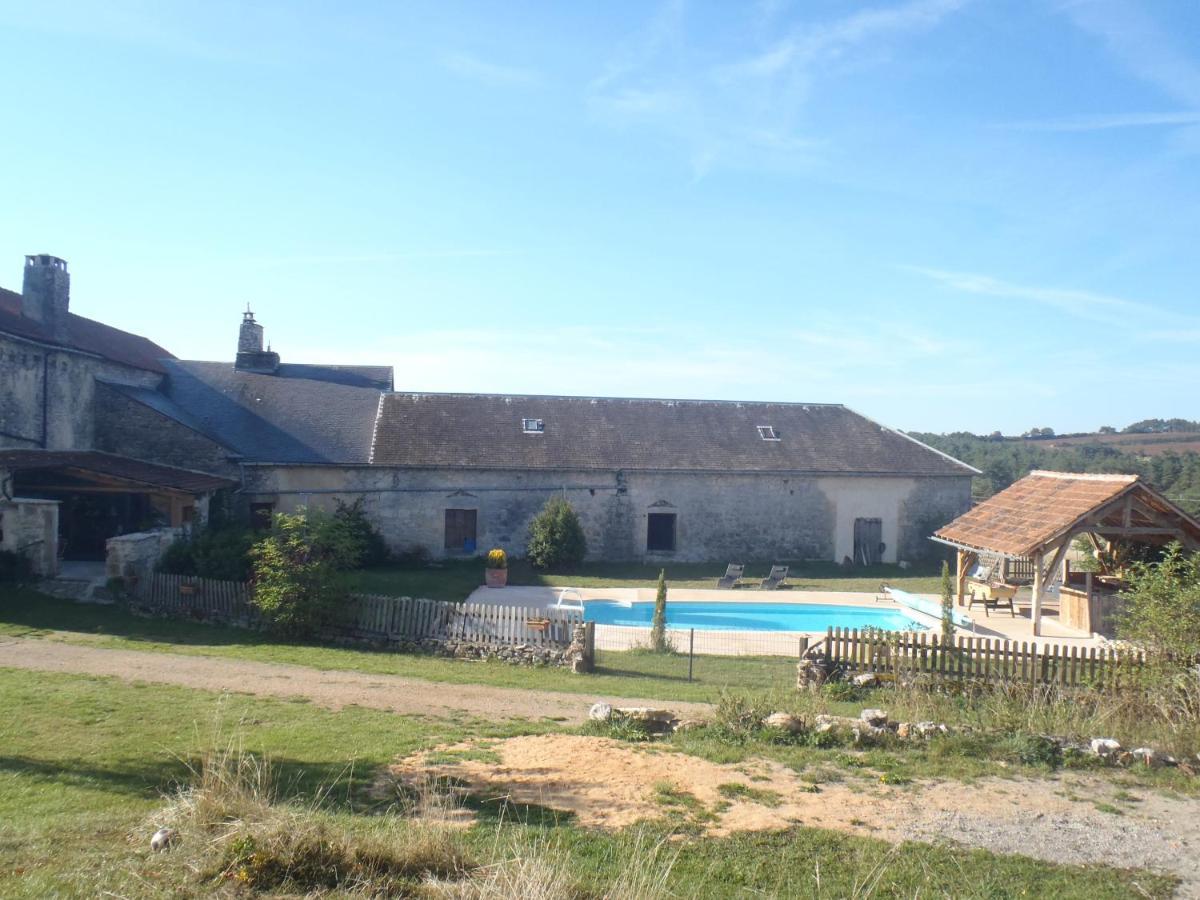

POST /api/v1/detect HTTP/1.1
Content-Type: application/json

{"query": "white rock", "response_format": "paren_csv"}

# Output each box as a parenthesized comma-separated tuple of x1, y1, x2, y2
(860, 708, 889, 727)
(150, 828, 175, 852)
(852, 672, 879, 688)
(764, 712, 804, 734)
(1090, 738, 1122, 759)
(1130, 747, 1163, 767)
(588, 702, 613, 722)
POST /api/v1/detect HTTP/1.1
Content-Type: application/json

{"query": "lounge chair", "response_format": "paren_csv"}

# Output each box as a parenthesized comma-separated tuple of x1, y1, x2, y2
(716, 564, 745, 589)
(760, 565, 789, 590)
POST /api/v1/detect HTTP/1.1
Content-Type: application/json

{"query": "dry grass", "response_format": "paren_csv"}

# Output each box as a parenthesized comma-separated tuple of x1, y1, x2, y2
(144, 736, 470, 894)
(140, 729, 679, 898)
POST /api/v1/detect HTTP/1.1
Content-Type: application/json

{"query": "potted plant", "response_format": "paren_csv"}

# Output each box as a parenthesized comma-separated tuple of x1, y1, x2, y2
(485, 548, 508, 588)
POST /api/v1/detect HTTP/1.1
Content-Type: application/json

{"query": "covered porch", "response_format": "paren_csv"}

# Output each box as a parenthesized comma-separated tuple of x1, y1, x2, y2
(0, 450, 233, 564)
(934, 470, 1200, 637)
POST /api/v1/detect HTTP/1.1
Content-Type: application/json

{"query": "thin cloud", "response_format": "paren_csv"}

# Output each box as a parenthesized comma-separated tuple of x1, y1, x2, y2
(994, 111, 1200, 132)
(1059, 0, 1200, 107)
(590, 0, 967, 177)
(442, 52, 540, 87)
(904, 265, 1156, 325)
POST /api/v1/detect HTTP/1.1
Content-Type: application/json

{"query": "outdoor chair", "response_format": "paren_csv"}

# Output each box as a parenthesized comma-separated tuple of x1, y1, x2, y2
(716, 563, 745, 589)
(966, 586, 1016, 618)
(760, 565, 789, 590)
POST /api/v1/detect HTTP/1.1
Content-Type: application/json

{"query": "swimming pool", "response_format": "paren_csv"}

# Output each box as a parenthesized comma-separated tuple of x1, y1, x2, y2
(584, 600, 925, 633)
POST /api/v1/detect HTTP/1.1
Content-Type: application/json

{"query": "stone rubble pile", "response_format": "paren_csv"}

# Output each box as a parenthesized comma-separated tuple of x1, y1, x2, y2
(586, 700, 1195, 773)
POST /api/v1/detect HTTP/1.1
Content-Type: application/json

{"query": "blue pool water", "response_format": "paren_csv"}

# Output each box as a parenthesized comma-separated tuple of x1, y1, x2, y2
(585, 600, 923, 633)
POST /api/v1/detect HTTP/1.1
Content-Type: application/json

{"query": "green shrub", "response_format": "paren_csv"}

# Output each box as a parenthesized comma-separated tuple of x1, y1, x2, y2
(650, 569, 670, 652)
(1118, 541, 1200, 666)
(158, 527, 255, 582)
(331, 498, 390, 567)
(526, 495, 587, 570)
(249, 510, 349, 636)
(0, 549, 32, 582)
(1003, 733, 1062, 769)
(940, 560, 954, 642)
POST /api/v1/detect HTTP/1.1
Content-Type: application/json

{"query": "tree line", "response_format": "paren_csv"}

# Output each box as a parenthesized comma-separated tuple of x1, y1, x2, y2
(910, 431, 1200, 515)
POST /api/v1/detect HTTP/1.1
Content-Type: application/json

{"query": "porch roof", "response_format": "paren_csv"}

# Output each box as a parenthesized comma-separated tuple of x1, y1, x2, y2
(933, 470, 1200, 559)
(0, 450, 233, 495)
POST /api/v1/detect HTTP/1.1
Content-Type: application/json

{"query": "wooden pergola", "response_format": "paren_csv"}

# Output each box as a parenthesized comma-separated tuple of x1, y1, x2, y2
(933, 471, 1200, 636)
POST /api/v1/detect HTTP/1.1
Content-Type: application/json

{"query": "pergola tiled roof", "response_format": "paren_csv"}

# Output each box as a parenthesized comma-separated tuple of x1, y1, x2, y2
(933, 470, 1200, 634)
(932, 471, 1200, 558)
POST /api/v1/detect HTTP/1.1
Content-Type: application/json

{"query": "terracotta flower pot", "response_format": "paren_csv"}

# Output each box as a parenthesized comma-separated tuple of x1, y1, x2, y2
(485, 567, 508, 588)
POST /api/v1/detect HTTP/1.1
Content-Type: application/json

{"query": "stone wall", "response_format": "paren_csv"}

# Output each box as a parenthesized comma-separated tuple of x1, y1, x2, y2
(105, 528, 181, 582)
(0, 497, 59, 575)
(94, 382, 238, 477)
(243, 464, 971, 564)
(0, 332, 161, 451)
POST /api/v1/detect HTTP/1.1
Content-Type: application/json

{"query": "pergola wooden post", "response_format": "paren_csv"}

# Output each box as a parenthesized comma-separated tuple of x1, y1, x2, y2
(954, 549, 973, 606)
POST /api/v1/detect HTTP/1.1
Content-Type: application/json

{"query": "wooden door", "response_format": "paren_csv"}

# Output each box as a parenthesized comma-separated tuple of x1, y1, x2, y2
(444, 508, 478, 552)
(854, 518, 883, 565)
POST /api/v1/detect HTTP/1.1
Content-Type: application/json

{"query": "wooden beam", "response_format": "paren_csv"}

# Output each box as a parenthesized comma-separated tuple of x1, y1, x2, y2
(955, 549, 975, 607)
(1031, 550, 1045, 636)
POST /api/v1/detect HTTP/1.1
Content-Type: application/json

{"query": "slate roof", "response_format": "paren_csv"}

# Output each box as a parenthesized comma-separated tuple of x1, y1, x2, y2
(0, 449, 233, 493)
(160, 361, 387, 464)
(369, 394, 977, 476)
(0, 287, 174, 373)
(933, 471, 1200, 558)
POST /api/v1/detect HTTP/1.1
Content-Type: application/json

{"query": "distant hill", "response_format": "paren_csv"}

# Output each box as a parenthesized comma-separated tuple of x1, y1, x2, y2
(1033, 431, 1200, 457)
(909, 422, 1200, 515)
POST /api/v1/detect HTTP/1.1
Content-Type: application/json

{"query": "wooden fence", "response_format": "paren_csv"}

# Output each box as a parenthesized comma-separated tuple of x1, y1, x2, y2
(135, 573, 582, 647)
(824, 627, 1145, 690)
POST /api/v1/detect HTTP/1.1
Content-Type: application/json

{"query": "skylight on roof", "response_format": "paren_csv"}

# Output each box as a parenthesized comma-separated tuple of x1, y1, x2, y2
(522, 418, 545, 434)
(757, 425, 780, 441)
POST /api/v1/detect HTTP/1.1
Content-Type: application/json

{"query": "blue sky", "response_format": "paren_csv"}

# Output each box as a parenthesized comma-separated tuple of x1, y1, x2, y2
(1, 0, 1198, 434)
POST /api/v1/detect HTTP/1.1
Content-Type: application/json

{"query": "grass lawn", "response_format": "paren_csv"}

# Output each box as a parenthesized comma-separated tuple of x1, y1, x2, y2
(0, 667, 1177, 898)
(0, 589, 795, 703)
(345, 558, 945, 601)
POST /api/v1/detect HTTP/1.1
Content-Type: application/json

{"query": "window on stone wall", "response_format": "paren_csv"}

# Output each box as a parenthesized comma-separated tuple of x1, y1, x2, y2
(646, 512, 677, 553)
(445, 508, 478, 553)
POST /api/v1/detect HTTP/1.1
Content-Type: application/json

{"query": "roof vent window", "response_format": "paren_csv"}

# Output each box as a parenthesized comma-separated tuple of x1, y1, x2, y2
(757, 425, 780, 441)
(522, 418, 545, 434)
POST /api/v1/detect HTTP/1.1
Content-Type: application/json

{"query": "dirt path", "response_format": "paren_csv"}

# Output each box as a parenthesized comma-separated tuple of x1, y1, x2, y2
(0, 637, 709, 724)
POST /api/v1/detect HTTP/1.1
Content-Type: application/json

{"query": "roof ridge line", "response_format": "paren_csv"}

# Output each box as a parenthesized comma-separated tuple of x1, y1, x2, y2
(1029, 470, 1140, 482)
(386, 391, 846, 406)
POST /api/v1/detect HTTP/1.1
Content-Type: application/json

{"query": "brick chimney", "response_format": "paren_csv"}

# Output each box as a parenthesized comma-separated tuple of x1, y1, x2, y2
(234, 307, 280, 373)
(22, 254, 70, 342)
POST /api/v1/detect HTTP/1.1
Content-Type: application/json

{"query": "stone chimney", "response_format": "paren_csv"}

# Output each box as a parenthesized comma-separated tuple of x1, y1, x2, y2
(234, 307, 280, 373)
(22, 254, 71, 342)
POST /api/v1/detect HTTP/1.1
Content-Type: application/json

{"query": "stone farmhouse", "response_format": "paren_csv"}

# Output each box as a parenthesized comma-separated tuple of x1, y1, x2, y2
(1, 254, 976, 573)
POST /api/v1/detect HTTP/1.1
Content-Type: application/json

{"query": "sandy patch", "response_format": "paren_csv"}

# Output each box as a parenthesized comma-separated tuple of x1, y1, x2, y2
(393, 733, 896, 836)
(393, 734, 1200, 891)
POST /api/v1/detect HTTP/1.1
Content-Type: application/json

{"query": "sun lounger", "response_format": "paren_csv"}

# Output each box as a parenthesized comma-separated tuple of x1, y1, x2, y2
(716, 563, 745, 589)
(760, 565, 789, 590)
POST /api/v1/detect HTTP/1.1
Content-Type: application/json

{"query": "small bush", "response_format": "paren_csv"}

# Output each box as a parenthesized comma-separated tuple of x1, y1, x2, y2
(650, 569, 670, 653)
(331, 497, 390, 567)
(0, 549, 33, 582)
(1003, 733, 1062, 769)
(250, 510, 349, 636)
(158, 527, 254, 582)
(486, 548, 507, 569)
(526, 495, 587, 570)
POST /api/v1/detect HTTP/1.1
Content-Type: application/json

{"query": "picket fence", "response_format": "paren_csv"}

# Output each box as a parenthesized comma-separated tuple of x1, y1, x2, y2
(136, 573, 582, 647)
(823, 627, 1145, 690)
